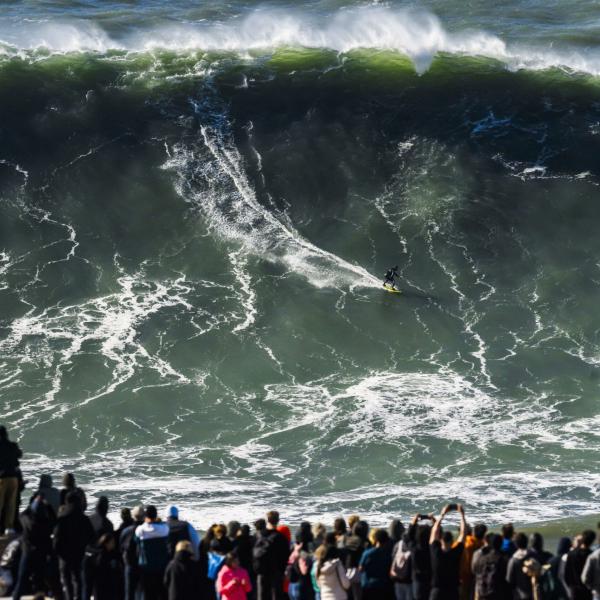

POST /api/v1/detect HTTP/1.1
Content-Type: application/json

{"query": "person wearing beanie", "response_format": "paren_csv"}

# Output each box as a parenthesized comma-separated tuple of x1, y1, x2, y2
(165, 506, 199, 559)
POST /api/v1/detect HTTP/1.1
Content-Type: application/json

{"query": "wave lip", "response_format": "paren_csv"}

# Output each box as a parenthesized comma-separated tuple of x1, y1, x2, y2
(2, 7, 600, 76)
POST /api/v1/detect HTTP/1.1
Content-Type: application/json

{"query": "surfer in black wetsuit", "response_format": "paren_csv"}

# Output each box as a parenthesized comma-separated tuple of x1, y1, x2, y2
(383, 265, 399, 289)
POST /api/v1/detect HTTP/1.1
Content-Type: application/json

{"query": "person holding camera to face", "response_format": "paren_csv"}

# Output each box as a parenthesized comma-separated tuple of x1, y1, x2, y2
(428, 504, 466, 600)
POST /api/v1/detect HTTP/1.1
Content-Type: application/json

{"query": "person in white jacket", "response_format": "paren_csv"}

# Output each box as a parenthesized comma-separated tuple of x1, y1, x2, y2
(314, 543, 351, 600)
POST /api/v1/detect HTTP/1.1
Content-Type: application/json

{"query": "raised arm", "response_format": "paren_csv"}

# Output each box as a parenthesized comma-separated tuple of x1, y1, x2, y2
(430, 506, 447, 544)
(457, 504, 466, 544)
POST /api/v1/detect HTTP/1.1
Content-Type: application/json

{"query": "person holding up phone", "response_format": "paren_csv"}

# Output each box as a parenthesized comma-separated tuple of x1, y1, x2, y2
(429, 504, 467, 600)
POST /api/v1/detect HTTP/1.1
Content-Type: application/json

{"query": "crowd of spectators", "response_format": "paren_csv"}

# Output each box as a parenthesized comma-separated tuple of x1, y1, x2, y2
(2, 426, 600, 600)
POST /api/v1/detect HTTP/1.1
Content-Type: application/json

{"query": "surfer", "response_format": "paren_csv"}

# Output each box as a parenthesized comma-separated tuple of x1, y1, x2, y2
(383, 265, 399, 290)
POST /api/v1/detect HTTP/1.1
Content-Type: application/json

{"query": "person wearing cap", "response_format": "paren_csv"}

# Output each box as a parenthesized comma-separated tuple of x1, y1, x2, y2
(165, 506, 200, 560)
(120, 505, 145, 600)
(134, 505, 170, 600)
(164, 540, 201, 600)
(0, 426, 22, 535)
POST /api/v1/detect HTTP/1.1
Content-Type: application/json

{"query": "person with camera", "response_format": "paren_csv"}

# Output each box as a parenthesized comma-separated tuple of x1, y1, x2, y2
(429, 504, 466, 600)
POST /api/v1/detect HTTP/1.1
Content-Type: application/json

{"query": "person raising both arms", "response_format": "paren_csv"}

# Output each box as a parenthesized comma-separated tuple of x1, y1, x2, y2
(429, 503, 467, 600)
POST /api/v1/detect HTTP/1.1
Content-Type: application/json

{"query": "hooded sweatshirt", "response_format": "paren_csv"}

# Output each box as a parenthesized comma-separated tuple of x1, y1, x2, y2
(506, 549, 533, 600)
(36, 475, 60, 514)
(217, 564, 253, 600)
(315, 558, 350, 600)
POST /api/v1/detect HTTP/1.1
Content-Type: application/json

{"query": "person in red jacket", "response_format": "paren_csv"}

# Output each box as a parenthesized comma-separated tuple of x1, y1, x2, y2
(217, 553, 252, 600)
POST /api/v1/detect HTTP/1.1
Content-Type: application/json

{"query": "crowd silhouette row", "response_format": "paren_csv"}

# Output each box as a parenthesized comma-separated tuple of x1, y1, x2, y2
(1, 427, 600, 600)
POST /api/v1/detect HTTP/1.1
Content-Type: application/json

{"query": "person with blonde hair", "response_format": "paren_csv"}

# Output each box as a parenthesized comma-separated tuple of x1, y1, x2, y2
(314, 539, 350, 600)
(164, 540, 200, 600)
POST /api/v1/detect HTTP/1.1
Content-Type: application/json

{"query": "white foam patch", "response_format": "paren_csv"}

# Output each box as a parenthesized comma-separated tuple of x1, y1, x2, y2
(163, 123, 380, 291)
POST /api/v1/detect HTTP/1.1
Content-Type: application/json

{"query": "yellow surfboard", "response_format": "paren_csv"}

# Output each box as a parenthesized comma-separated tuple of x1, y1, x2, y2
(383, 284, 401, 294)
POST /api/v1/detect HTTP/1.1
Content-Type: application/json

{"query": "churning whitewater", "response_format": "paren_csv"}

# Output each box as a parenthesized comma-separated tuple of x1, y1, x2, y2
(1, 0, 600, 528)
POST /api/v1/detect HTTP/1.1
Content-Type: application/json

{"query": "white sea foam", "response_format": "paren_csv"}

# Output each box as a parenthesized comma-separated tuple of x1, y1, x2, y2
(164, 122, 381, 291)
(1, 8, 600, 76)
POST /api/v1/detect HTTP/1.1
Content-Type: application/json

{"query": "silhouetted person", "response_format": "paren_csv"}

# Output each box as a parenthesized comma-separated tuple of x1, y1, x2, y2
(12, 495, 58, 599)
(59, 474, 87, 513)
(34, 475, 60, 515)
(0, 426, 22, 535)
(164, 540, 200, 600)
(54, 492, 94, 600)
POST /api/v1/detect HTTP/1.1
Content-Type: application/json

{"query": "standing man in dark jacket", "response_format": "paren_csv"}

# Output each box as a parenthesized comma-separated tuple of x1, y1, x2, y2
(120, 505, 145, 600)
(165, 506, 199, 559)
(11, 495, 58, 599)
(253, 511, 290, 600)
(83, 496, 114, 600)
(472, 534, 510, 600)
(506, 533, 532, 600)
(163, 541, 200, 600)
(0, 426, 22, 535)
(565, 530, 596, 600)
(54, 492, 95, 600)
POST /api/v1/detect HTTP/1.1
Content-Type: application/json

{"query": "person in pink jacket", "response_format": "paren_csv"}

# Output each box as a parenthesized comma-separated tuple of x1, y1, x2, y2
(216, 553, 252, 600)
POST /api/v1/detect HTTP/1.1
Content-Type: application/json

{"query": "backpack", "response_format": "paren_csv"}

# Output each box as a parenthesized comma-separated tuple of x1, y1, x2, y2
(253, 532, 276, 575)
(207, 552, 225, 580)
(390, 541, 412, 582)
(477, 551, 506, 598)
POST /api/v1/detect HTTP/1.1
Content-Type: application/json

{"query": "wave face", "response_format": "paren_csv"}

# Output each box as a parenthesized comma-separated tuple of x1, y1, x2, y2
(2, 1, 600, 527)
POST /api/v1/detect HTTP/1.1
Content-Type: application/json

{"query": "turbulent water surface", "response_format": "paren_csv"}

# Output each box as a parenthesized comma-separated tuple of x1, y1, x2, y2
(2, 0, 600, 527)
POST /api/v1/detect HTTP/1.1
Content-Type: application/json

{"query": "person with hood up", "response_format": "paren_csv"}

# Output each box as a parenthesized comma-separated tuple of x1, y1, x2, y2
(34, 475, 60, 515)
(53, 491, 95, 600)
(165, 506, 199, 559)
(59, 474, 87, 514)
(0, 426, 22, 535)
(314, 543, 350, 600)
(528, 533, 553, 566)
(163, 540, 200, 600)
(12, 495, 58, 599)
(546, 537, 571, 600)
(217, 552, 253, 600)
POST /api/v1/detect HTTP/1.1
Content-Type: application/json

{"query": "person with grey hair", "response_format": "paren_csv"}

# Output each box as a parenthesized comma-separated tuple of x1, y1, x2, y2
(120, 505, 145, 600)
